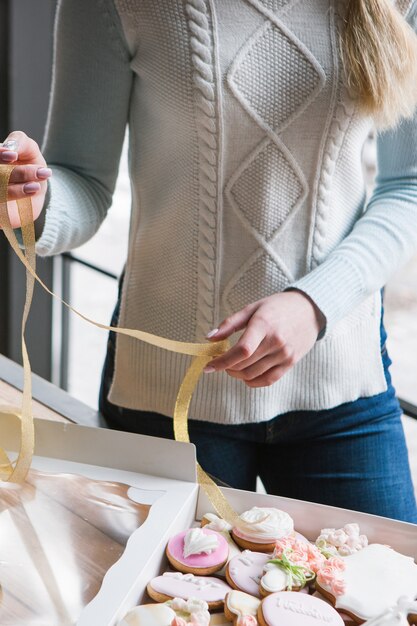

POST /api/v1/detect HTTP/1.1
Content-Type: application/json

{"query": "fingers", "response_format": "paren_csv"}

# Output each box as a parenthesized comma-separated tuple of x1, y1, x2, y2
(244, 363, 291, 388)
(227, 344, 295, 382)
(206, 302, 260, 342)
(8, 164, 52, 184)
(204, 317, 266, 373)
(0, 130, 43, 164)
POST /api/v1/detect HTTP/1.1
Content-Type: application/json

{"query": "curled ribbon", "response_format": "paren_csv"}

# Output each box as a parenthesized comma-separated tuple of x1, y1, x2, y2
(0, 164, 239, 525)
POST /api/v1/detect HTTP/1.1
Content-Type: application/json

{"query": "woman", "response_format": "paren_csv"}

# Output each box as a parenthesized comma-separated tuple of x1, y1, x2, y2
(2, 0, 417, 520)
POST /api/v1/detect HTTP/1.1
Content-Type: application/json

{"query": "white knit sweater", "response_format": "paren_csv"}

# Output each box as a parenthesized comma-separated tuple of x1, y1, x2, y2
(38, 0, 417, 423)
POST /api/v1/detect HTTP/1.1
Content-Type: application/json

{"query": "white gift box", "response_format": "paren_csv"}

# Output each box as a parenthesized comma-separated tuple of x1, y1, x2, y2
(0, 415, 416, 626)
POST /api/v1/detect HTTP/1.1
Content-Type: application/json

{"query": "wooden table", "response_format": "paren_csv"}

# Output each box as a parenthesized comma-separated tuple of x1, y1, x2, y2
(0, 354, 101, 427)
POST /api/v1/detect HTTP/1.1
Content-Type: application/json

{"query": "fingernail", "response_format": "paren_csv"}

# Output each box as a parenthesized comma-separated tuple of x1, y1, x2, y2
(206, 328, 219, 339)
(24, 182, 41, 193)
(2, 139, 18, 150)
(37, 167, 52, 179)
(0, 151, 18, 162)
(204, 366, 216, 374)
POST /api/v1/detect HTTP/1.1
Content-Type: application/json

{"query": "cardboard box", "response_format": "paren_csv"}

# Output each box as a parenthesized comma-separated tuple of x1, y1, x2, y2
(0, 415, 416, 626)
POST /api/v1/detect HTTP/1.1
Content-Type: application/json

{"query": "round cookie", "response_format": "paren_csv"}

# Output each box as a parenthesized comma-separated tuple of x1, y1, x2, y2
(232, 508, 294, 553)
(167, 528, 229, 575)
(118, 603, 176, 626)
(226, 551, 270, 597)
(147, 572, 232, 610)
(258, 591, 344, 626)
(315, 544, 417, 623)
(224, 590, 260, 626)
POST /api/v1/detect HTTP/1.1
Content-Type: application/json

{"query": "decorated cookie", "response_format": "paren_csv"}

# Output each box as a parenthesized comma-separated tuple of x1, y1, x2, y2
(226, 551, 270, 597)
(167, 528, 229, 575)
(258, 591, 344, 626)
(315, 524, 368, 558)
(224, 590, 260, 626)
(232, 508, 294, 552)
(167, 597, 210, 626)
(312, 592, 356, 625)
(315, 544, 417, 622)
(259, 536, 326, 596)
(118, 603, 176, 626)
(361, 596, 417, 625)
(147, 572, 233, 610)
(201, 514, 242, 576)
(202, 514, 233, 533)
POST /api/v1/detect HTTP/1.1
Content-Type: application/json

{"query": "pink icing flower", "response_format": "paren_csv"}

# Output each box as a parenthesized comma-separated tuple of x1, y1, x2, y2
(236, 616, 257, 626)
(327, 557, 346, 572)
(172, 618, 187, 626)
(331, 578, 347, 596)
(317, 566, 337, 587)
(308, 556, 326, 573)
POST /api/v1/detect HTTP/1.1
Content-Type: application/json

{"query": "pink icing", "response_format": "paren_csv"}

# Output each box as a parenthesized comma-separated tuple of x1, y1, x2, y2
(237, 617, 257, 626)
(172, 619, 187, 626)
(150, 573, 232, 602)
(262, 592, 344, 626)
(227, 551, 270, 597)
(167, 529, 228, 568)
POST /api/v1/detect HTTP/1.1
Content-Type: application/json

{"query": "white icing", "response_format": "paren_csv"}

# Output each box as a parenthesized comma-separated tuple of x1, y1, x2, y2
(226, 590, 260, 617)
(319, 544, 417, 620)
(183, 528, 220, 558)
(235, 507, 293, 541)
(362, 596, 417, 625)
(118, 604, 176, 626)
(260, 566, 288, 593)
(168, 598, 209, 614)
(275, 595, 334, 622)
(203, 513, 233, 533)
(316, 523, 368, 557)
(162, 572, 221, 591)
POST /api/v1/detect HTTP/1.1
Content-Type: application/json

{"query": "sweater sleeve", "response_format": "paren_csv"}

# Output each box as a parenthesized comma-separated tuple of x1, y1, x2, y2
(35, 0, 133, 257)
(287, 6, 417, 338)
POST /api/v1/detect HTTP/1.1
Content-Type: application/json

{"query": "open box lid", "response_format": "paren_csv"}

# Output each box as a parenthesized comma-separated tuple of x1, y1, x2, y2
(0, 415, 197, 482)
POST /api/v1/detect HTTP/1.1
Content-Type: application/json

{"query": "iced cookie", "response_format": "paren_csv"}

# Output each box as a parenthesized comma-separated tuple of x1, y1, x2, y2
(167, 597, 210, 626)
(224, 590, 260, 626)
(315, 544, 417, 622)
(315, 524, 368, 558)
(226, 551, 270, 597)
(201, 514, 242, 577)
(312, 592, 356, 625)
(232, 508, 294, 553)
(147, 572, 232, 610)
(259, 536, 325, 596)
(118, 603, 176, 626)
(167, 528, 229, 575)
(258, 591, 344, 626)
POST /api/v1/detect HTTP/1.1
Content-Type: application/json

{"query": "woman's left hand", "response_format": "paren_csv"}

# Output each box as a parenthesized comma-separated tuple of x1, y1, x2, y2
(204, 290, 325, 388)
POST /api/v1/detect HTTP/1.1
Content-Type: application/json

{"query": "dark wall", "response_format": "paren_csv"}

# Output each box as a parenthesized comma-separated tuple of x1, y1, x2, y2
(1, 0, 57, 379)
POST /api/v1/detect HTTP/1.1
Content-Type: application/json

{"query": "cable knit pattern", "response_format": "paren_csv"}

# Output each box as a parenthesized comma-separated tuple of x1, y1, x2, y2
(224, 0, 324, 315)
(185, 0, 220, 339)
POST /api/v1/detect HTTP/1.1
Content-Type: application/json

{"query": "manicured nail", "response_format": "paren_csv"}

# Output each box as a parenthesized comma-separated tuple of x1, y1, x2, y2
(37, 167, 52, 179)
(203, 366, 216, 374)
(206, 328, 219, 339)
(2, 139, 18, 150)
(23, 182, 41, 193)
(0, 151, 18, 162)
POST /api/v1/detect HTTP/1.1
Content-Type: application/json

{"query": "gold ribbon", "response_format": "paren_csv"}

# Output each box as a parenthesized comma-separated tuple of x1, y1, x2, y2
(0, 164, 239, 525)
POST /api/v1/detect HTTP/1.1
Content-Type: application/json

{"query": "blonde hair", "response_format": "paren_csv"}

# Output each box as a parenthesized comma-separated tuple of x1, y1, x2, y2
(341, 0, 417, 128)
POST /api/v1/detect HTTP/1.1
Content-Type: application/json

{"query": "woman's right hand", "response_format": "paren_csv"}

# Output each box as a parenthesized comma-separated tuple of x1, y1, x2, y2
(0, 130, 52, 229)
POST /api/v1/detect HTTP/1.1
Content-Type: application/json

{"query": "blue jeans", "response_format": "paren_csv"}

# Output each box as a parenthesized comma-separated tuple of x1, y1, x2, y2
(99, 294, 417, 523)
